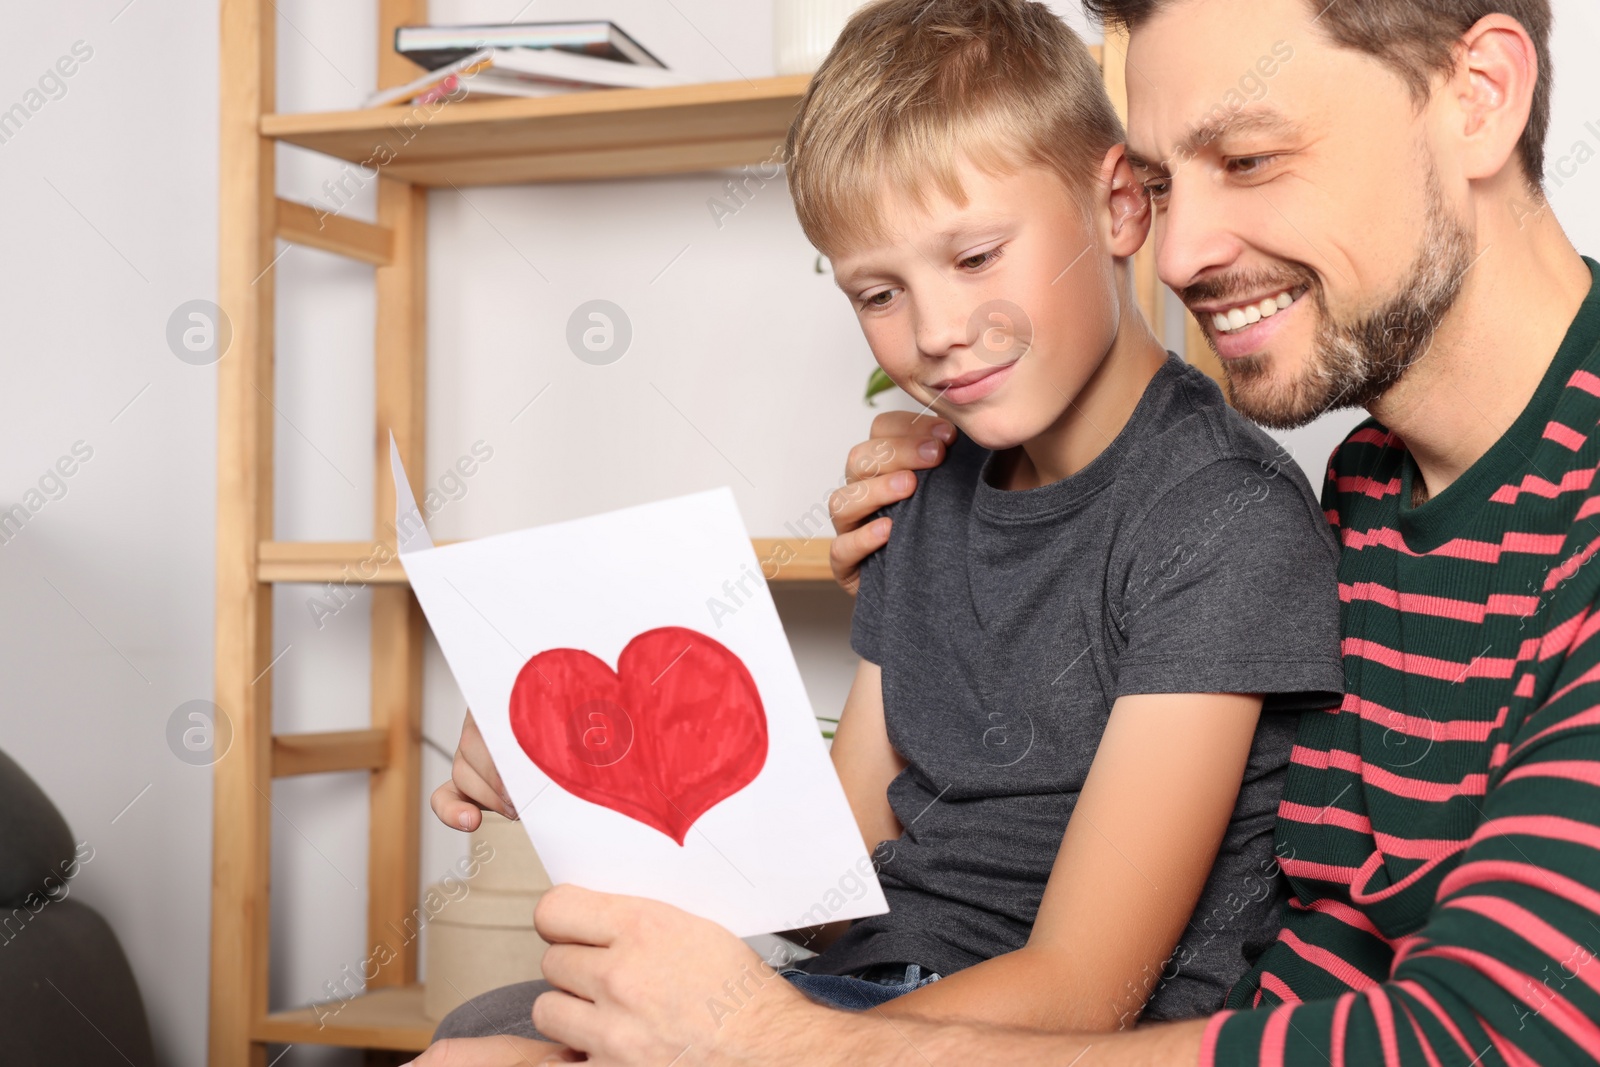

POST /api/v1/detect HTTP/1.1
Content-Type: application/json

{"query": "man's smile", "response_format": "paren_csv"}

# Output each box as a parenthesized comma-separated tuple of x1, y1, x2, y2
(1188, 285, 1312, 361)
(1195, 285, 1309, 334)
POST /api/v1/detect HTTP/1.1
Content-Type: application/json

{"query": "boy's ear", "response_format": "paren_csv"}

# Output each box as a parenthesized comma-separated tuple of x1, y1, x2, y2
(1099, 143, 1151, 259)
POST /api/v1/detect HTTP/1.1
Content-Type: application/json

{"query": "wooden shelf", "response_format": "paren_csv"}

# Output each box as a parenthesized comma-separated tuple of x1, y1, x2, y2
(271, 728, 390, 778)
(256, 984, 434, 1052)
(261, 75, 811, 186)
(258, 540, 414, 584)
(754, 536, 834, 583)
(257, 537, 836, 585)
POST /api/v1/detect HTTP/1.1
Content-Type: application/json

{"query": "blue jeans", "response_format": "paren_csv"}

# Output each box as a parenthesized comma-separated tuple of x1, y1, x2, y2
(781, 962, 940, 1010)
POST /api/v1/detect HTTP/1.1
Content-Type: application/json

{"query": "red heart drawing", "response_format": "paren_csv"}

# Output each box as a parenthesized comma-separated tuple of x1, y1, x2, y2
(508, 626, 768, 845)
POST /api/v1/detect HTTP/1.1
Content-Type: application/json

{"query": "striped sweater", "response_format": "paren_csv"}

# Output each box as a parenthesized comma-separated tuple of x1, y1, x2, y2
(1206, 258, 1600, 1067)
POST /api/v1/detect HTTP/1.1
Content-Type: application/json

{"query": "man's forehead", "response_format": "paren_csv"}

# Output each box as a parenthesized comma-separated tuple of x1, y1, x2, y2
(1126, 107, 1306, 172)
(1122, 0, 1313, 63)
(1119, 0, 1323, 148)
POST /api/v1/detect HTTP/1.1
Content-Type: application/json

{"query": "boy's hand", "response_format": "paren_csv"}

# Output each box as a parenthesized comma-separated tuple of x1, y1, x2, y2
(828, 413, 955, 595)
(429, 712, 517, 831)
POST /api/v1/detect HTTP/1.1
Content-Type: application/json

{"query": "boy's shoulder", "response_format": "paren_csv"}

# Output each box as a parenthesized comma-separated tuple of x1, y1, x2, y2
(1115, 357, 1322, 507)
(879, 357, 1326, 530)
(875, 427, 990, 525)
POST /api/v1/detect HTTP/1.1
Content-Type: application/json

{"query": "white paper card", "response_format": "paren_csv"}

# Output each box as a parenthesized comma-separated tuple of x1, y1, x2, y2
(389, 436, 887, 937)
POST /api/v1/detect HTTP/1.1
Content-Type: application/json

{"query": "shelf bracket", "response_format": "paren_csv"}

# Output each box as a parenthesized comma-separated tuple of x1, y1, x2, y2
(275, 197, 395, 266)
(271, 729, 391, 778)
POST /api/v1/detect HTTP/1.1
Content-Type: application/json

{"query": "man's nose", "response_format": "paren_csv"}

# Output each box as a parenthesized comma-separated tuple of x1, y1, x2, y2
(1156, 170, 1246, 296)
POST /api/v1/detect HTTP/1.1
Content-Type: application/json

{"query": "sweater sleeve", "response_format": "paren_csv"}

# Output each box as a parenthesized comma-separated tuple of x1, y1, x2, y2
(1205, 586, 1600, 1065)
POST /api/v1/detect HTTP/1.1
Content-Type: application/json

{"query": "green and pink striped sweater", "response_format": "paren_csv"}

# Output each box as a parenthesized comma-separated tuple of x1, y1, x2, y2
(1206, 259, 1600, 1067)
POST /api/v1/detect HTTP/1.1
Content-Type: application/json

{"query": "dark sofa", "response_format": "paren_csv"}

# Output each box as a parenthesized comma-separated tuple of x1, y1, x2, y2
(0, 748, 156, 1066)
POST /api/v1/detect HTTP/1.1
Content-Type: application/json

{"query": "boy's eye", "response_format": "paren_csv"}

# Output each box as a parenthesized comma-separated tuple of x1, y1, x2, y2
(958, 248, 1003, 271)
(862, 288, 898, 309)
(1145, 179, 1172, 203)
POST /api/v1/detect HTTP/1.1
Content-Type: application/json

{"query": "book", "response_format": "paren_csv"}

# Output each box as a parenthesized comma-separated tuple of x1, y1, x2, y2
(411, 70, 575, 107)
(395, 21, 666, 71)
(365, 47, 690, 108)
(367, 49, 495, 108)
(485, 47, 687, 90)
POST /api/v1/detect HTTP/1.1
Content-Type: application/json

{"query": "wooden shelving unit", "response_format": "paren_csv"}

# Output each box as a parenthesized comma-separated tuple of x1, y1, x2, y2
(254, 984, 435, 1053)
(211, 8, 1188, 1063)
(255, 538, 835, 586)
(262, 75, 812, 186)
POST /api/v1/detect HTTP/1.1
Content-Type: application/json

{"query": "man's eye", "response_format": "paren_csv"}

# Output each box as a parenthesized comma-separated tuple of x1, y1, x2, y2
(1228, 156, 1274, 177)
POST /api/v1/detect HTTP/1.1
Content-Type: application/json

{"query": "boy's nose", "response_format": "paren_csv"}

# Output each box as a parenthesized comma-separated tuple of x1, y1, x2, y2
(914, 301, 973, 361)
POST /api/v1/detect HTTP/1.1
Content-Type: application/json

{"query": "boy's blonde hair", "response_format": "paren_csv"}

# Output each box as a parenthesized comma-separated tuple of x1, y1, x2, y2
(784, 0, 1126, 258)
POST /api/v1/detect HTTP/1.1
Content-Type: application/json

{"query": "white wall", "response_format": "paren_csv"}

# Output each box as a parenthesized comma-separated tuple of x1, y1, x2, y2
(1, 3, 1598, 1065)
(0, 3, 221, 1065)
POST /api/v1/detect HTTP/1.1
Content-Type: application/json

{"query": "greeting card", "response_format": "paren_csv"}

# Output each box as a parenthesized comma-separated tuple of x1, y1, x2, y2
(389, 436, 887, 936)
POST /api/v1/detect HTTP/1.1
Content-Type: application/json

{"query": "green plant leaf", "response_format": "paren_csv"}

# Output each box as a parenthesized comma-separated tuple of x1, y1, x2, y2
(864, 367, 897, 407)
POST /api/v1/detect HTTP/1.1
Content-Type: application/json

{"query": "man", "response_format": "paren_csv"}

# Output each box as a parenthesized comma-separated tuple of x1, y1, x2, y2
(414, 0, 1600, 1063)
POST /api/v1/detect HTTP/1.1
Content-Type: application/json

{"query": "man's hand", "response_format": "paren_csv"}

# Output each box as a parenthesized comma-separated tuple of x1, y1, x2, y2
(530, 885, 825, 1067)
(405, 1037, 582, 1066)
(828, 412, 954, 595)
(429, 712, 516, 831)
(524, 886, 1207, 1066)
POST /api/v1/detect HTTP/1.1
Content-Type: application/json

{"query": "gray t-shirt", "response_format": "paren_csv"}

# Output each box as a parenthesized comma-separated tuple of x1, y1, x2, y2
(806, 356, 1344, 1023)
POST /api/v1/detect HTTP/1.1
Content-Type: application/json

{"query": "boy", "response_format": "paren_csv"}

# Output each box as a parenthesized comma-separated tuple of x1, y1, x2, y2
(429, 0, 1343, 1041)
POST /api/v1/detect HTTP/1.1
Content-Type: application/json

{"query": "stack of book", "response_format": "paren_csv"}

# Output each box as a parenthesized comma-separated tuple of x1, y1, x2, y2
(368, 21, 687, 107)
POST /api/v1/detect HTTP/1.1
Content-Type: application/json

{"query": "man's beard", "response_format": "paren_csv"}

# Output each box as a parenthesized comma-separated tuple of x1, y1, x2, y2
(1187, 180, 1478, 431)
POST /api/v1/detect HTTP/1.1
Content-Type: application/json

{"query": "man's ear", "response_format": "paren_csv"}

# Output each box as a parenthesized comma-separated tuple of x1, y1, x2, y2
(1449, 14, 1539, 184)
(1099, 143, 1151, 258)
